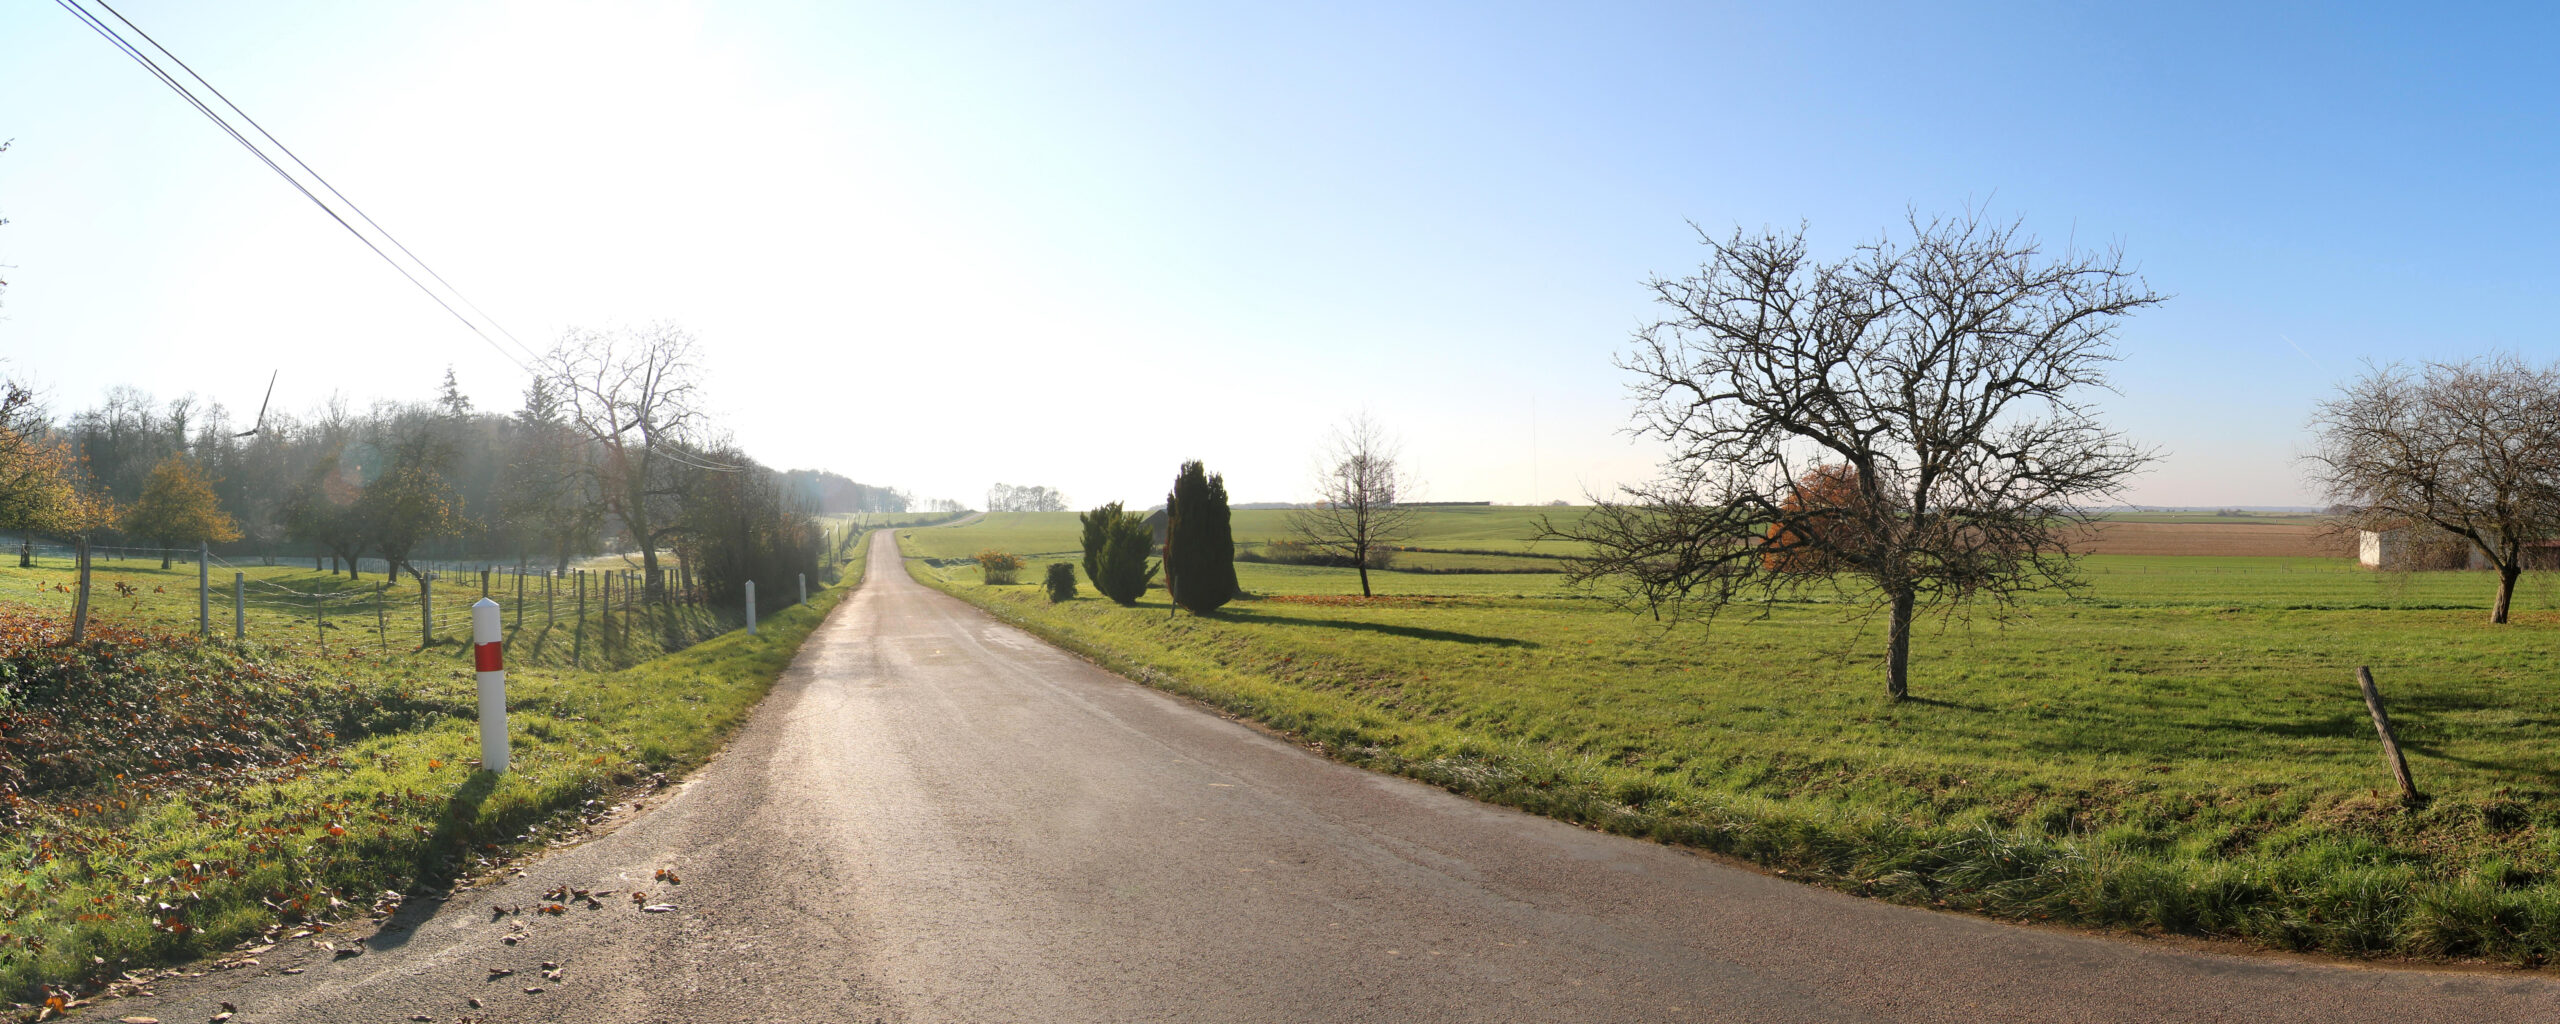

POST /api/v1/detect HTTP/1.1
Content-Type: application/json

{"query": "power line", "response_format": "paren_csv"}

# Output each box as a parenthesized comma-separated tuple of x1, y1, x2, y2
(53, 0, 533, 373)
(93, 0, 545, 366)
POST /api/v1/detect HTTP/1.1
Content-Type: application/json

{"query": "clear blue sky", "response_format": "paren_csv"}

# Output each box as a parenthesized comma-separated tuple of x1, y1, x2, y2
(2, 1, 2552, 507)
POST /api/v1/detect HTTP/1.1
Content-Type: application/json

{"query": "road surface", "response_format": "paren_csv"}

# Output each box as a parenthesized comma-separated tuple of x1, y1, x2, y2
(111, 530, 2560, 1022)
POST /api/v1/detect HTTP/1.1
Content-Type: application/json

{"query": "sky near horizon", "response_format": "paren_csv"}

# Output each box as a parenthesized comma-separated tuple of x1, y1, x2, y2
(2, 2, 2553, 509)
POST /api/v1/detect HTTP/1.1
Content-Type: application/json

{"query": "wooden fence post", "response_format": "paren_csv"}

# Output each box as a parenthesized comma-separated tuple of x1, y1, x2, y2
(2357, 666, 2421, 804)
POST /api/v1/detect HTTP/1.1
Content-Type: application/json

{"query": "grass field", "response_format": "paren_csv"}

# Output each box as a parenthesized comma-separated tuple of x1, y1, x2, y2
(0, 534, 869, 1005)
(904, 510, 2560, 962)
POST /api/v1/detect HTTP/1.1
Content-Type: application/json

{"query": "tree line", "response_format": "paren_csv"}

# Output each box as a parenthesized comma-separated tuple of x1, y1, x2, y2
(0, 323, 869, 614)
(985, 483, 1066, 513)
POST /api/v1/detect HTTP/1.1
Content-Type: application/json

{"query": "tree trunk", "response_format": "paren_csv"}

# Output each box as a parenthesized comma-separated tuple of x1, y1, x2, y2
(161, 545, 173, 570)
(2493, 563, 2521, 624)
(19, 532, 30, 568)
(1886, 587, 1915, 701)
(1356, 558, 1372, 598)
(71, 537, 94, 644)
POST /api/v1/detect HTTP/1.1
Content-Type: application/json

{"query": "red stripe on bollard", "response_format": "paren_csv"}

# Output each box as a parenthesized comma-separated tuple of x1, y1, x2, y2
(474, 641, 503, 672)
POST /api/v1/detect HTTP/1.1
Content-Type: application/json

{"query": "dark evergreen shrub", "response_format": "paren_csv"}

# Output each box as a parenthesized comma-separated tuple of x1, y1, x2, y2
(1164, 460, 1236, 614)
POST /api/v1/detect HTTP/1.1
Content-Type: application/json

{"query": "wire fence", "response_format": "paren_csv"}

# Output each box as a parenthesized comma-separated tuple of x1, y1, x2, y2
(0, 528, 867, 668)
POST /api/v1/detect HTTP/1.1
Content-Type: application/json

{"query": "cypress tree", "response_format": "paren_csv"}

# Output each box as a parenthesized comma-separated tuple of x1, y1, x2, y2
(1081, 501, 1158, 605)
(1165, 460, 1236, 615)
(1079, 501, 1122, 591)
(1095, 511, 1158, 605)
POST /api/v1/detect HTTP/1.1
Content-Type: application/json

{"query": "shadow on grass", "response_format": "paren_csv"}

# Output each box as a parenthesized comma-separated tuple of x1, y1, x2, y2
(365, 769, 501, 951)
(2396, 741, 2560, 780)
(1894, 696, 1993, 712)
(1217, 607, 1538, 648)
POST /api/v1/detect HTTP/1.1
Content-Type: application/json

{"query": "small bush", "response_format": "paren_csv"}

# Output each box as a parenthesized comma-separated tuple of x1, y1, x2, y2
(975, 548, 1022, 585)
(1044, 562, 1077, 602)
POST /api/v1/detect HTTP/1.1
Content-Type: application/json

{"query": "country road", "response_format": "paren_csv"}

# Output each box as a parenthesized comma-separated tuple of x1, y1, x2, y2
(109, 530, 2560, 1023)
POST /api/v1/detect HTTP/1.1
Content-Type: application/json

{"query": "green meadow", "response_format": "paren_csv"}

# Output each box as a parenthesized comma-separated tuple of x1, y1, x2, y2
(906, 509, 2560, 962)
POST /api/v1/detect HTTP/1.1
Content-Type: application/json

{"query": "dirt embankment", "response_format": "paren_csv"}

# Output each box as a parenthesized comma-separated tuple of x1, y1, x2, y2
(2068, 521, 2353, 558)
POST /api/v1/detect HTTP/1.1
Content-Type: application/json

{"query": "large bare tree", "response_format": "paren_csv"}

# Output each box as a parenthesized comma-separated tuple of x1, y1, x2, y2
(1549, 212, 2161, 701)
(1290, 413, 1418, 598)
(543, 323, 711, 598)
(2307, 356, 2560, 623)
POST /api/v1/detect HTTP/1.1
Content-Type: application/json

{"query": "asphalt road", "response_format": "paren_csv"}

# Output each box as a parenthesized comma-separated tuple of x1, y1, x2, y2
(110, 530, 2560, 1023)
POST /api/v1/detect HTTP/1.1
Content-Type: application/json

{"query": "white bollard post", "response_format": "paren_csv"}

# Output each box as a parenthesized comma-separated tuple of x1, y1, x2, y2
(473, 598, 508, 774)
(798, 572, 806, 605)
(746, 580, 758, 636)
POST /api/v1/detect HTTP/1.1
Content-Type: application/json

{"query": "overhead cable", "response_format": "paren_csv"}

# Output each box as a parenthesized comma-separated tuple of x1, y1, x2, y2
(54, 0, 532, 372)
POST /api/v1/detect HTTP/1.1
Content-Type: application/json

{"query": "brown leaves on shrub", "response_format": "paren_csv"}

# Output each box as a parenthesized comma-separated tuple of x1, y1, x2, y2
(0, 608, 338, 826)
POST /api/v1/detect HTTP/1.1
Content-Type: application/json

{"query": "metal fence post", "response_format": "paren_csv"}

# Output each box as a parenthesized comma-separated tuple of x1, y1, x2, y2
(232, 572, 244, 641)
(746, 579, 758, 636)
(799, 572, 807, 605)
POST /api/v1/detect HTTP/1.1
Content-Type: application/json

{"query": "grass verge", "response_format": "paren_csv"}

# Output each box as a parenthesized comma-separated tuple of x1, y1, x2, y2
(0, 533, 868, 1008)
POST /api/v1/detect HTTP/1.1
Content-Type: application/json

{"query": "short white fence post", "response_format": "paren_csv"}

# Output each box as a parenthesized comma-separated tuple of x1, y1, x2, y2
(473, 598, 508, 774)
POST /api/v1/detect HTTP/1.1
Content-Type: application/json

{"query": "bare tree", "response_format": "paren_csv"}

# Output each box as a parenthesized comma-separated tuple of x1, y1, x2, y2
(2307, 356, 2560, 623)
(543, 323, 711, 598)
(1290, 413, 1419, 597)
(1547, 212, 2161, 701)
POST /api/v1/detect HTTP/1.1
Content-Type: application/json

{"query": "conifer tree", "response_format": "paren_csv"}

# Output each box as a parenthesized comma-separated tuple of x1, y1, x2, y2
(1079, 501, 1120, 590)
(1164, 460, 1236, 614)
(1080, 501, 1157, 605)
